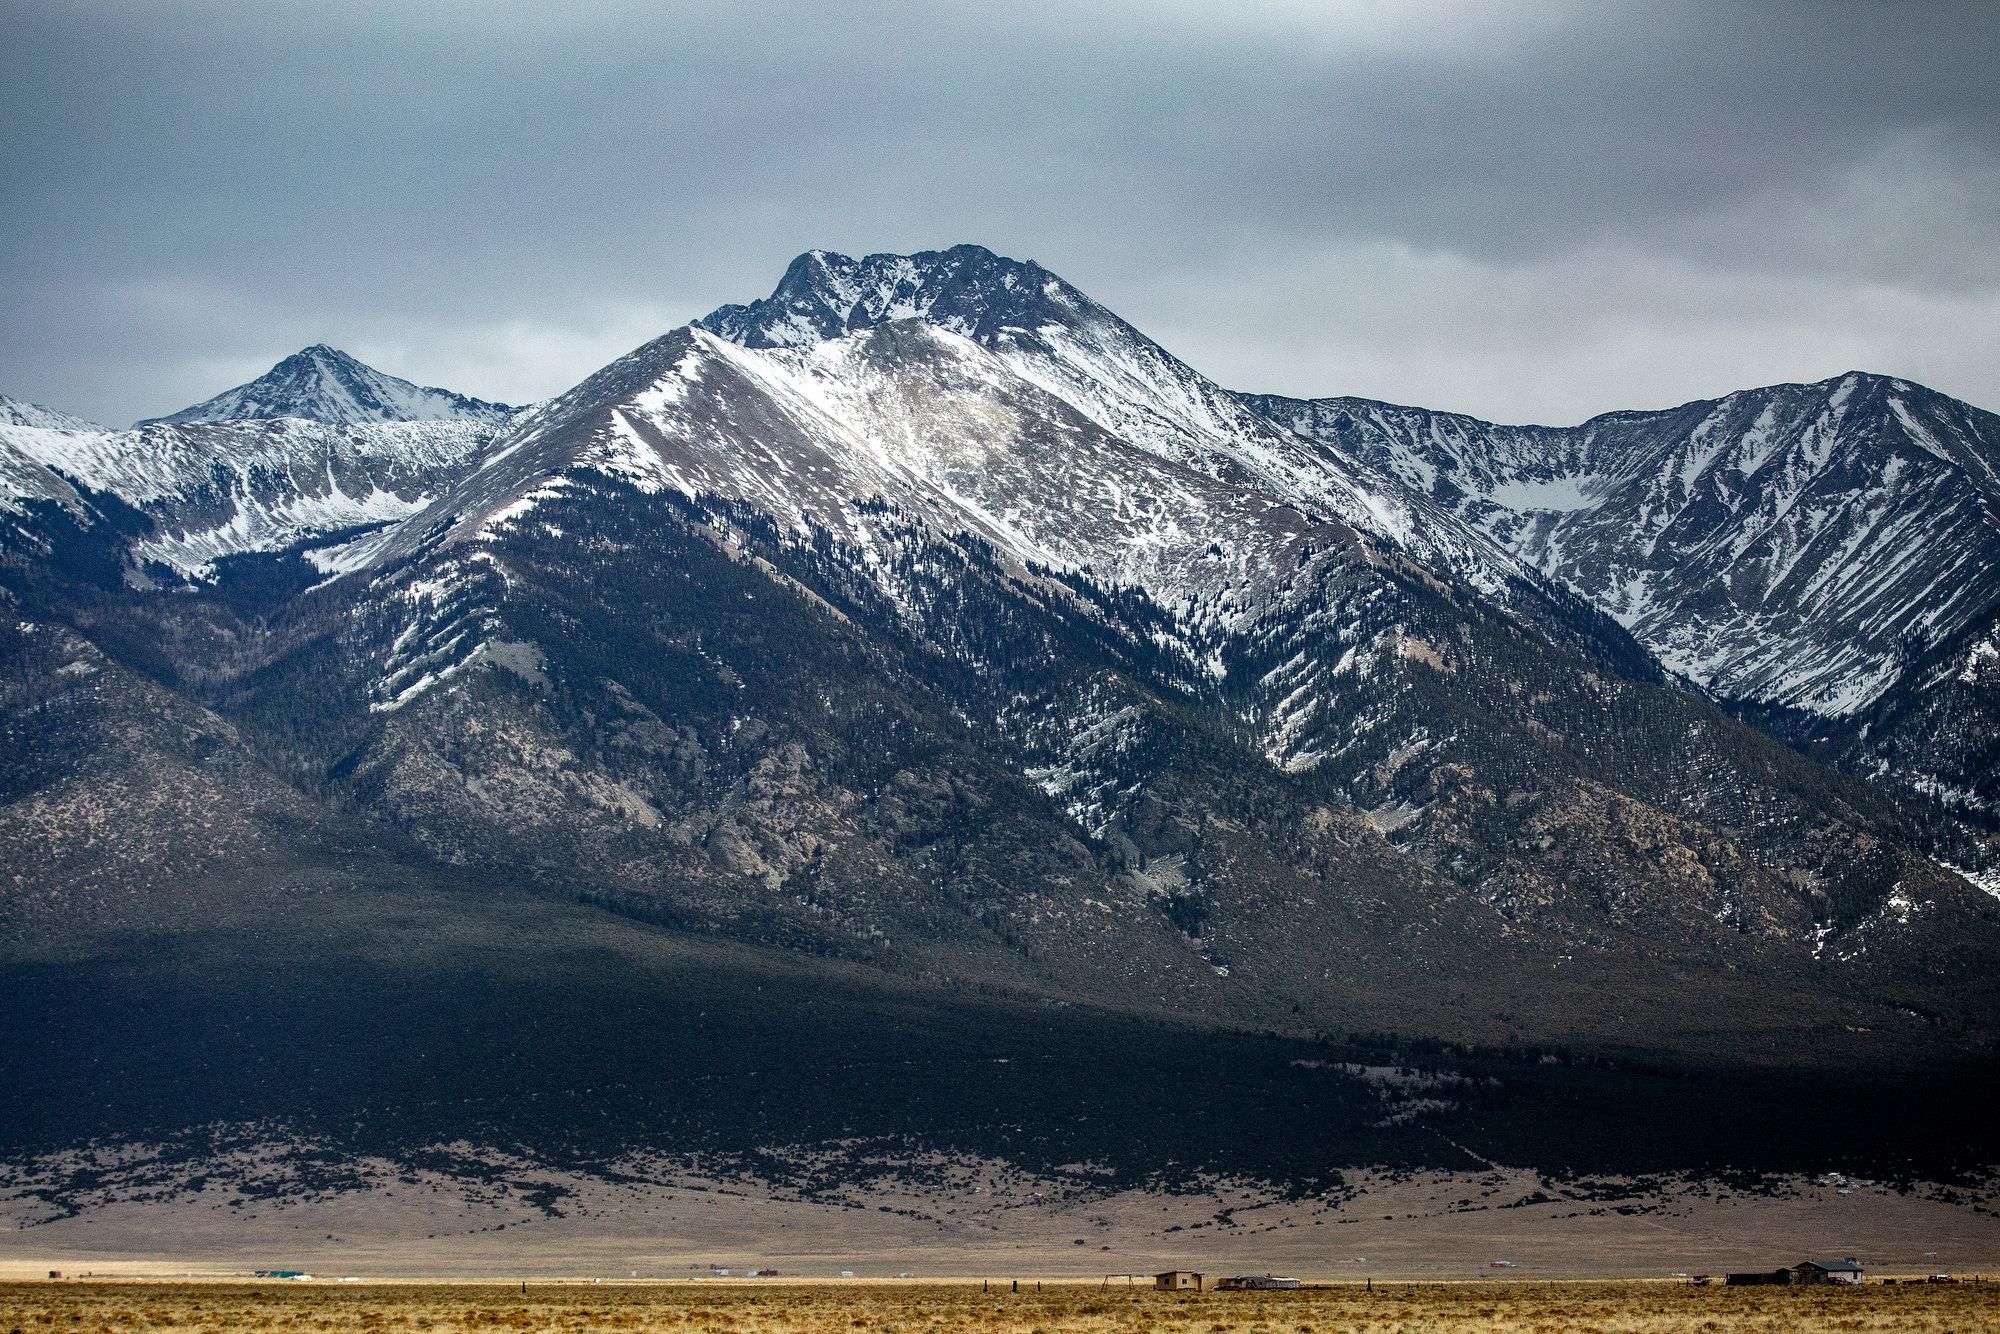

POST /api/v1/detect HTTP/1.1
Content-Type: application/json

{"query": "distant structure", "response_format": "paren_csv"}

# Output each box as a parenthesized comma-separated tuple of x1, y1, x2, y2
(1215, 1275, 1301, 1291)
(1155, 1270, 1204, 1291)
(1726, 1258, 1864, 1286)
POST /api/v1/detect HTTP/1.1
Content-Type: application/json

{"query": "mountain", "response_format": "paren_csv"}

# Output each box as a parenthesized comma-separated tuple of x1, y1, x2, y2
(3, 247, 1999, 1203)
(200, 247, 1995, 1020)
(2, 348, 521, 581)
(136, 343, 517, 426)
(1250, 374, 2000, 717)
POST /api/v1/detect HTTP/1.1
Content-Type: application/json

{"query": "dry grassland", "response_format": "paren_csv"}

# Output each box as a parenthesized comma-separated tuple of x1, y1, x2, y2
(1, 1281, 1996, 1334)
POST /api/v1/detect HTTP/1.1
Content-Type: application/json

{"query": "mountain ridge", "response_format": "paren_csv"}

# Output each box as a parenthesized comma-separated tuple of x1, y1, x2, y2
(8, 251, 1999, 820)
(697, 246, 1544, 605)
(0, 395, 106, 433)
(1263, 368, 1990, 433)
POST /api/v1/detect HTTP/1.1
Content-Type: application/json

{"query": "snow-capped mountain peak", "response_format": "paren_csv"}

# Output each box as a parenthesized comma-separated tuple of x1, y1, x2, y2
(696, 246, 1538, 600)
(697, 244, 1081, 349)
(137, 345, 517, 427)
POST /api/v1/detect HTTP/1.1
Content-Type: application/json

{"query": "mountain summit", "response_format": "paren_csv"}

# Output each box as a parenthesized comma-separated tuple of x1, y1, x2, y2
(697, 244, 1072, 347)
(137, 344, 516, 427)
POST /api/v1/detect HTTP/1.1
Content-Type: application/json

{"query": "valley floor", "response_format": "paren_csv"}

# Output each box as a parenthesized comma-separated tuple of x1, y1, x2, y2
(1, 1278, 1997, 1334)
(3, 1158, 1998, 1282)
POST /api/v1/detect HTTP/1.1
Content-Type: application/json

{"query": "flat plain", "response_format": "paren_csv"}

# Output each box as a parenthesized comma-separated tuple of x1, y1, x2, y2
(3, 1280, 1997, 1334)
(8, 1156, 1999, 1284)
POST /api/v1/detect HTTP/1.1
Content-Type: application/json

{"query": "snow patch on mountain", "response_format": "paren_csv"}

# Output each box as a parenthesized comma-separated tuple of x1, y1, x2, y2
(369, 553, 509, 712)
(0, 430, 89, 517)
(1938, 860, 2000, 902)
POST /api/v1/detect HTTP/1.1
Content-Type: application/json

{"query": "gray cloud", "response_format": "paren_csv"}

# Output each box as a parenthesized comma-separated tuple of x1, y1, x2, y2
(3, 0, 1996, 424)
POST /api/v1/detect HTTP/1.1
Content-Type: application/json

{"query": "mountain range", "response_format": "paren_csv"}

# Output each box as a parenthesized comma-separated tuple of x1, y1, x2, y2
(3, 245, 1998, 1193)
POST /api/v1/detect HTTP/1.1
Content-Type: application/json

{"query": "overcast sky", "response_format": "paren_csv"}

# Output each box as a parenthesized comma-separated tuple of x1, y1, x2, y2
(4, 0, 1997, 426)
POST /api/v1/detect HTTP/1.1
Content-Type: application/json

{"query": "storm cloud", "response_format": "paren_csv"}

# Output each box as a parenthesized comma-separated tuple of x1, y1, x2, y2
(4, 0, 1996, 425)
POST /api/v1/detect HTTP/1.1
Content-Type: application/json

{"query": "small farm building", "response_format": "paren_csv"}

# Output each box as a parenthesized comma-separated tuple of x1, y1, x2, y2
(1726, 1258, 1863, 1286)
(1155, 1271, 1203, 1291)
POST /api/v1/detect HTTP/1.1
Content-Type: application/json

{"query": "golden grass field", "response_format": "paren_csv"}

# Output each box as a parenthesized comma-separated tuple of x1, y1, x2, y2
(2, 1280, 1996, 1334)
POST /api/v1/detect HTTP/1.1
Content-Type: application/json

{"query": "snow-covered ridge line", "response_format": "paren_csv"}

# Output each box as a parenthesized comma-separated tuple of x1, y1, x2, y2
(0, 395, 105, 433)
(342, 265, 1646, 771)
(12, 247, 1997, 770)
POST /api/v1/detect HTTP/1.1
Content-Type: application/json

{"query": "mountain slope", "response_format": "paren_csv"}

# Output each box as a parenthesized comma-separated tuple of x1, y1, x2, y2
(0, 400, 108, 531)
(0, 616, 335, 931)
(137, 344, 516, 426)
(1850, 604, 2000, 820)
(1253, 375, 2000, 815)
(246, 464, 2000, 1047)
